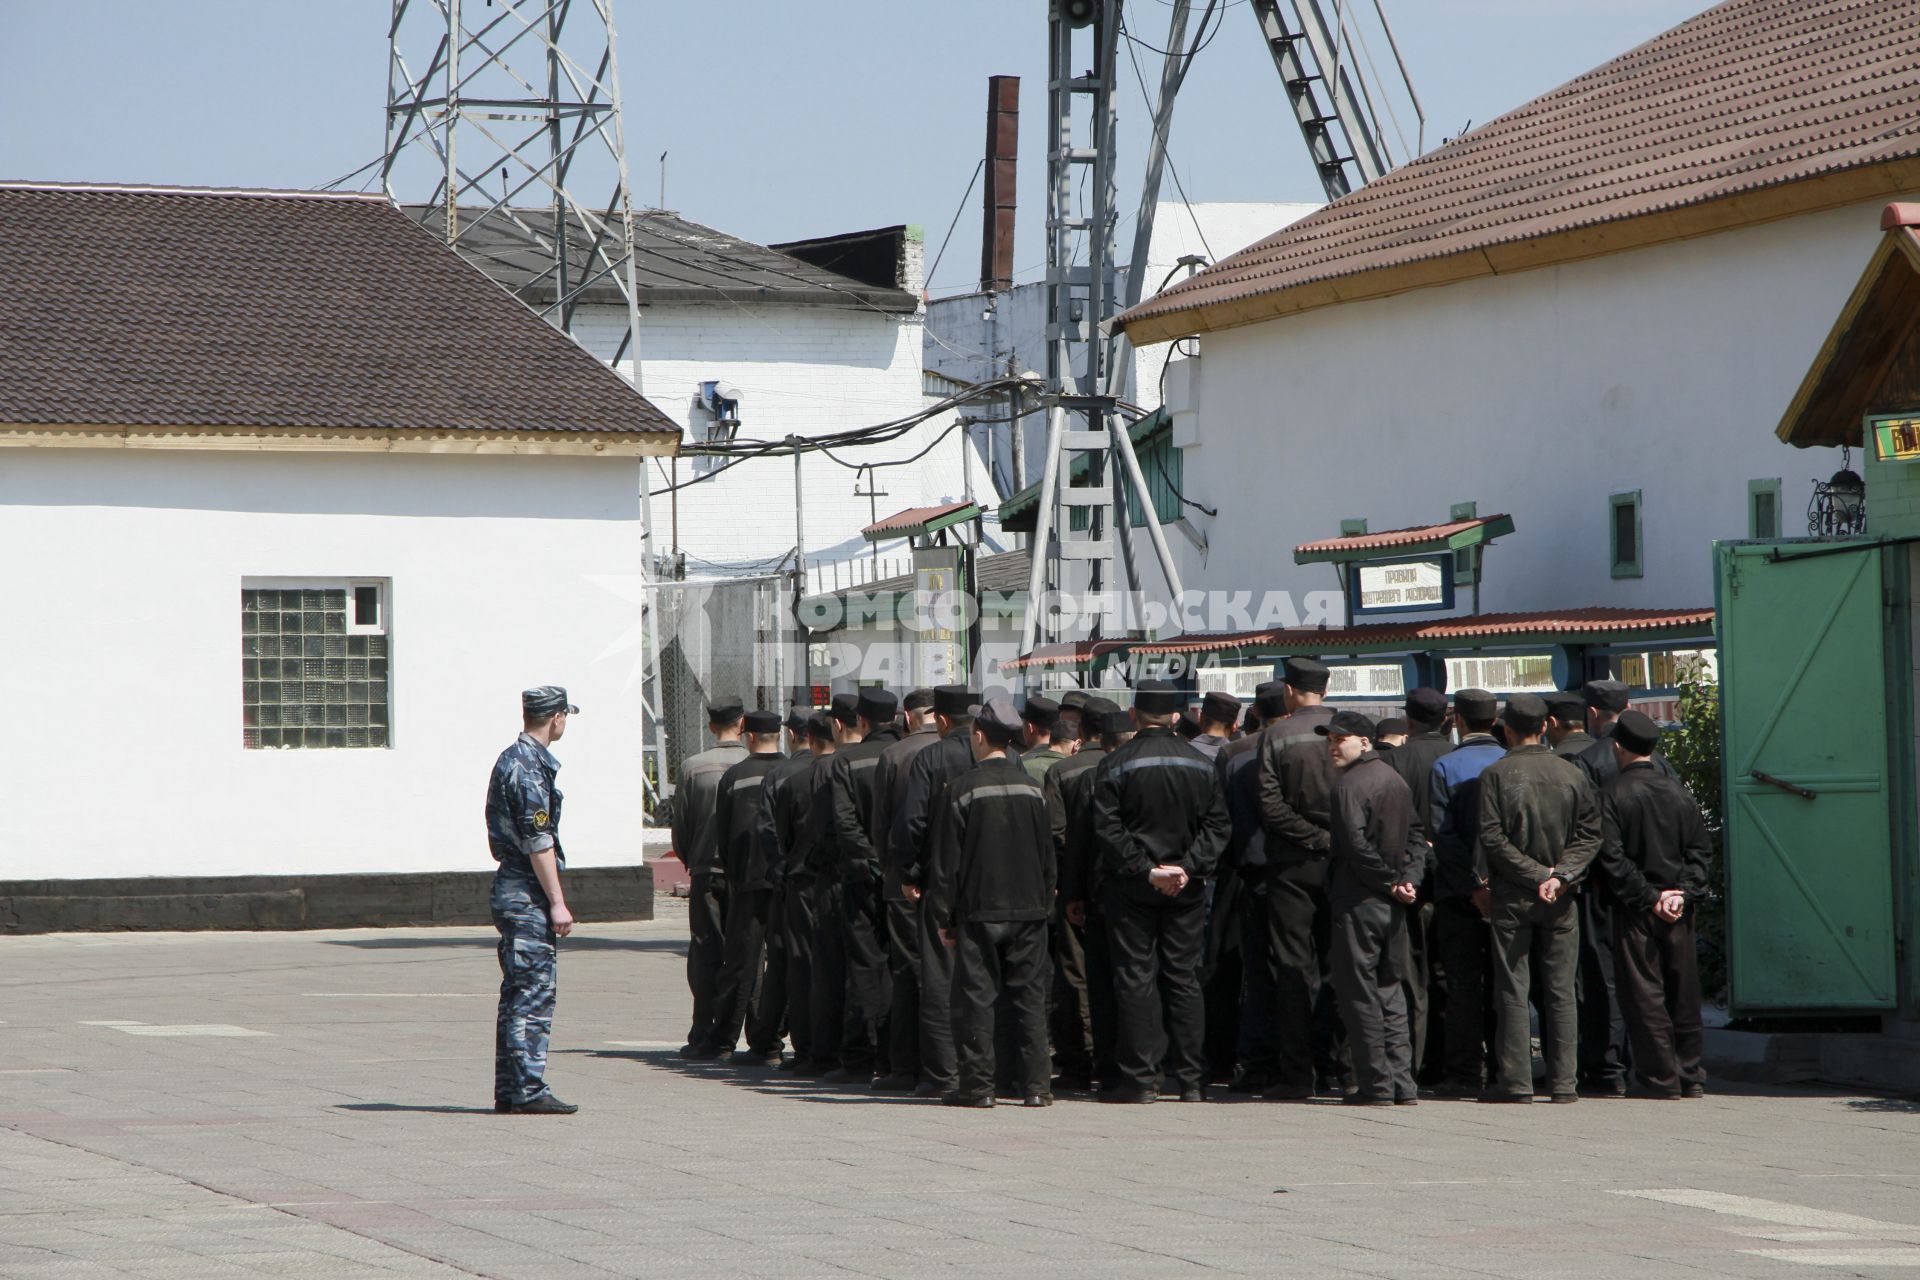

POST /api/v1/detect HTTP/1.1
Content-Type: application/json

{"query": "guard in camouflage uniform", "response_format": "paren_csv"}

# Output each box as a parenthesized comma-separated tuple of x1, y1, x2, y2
(487, 685, 580, 1115)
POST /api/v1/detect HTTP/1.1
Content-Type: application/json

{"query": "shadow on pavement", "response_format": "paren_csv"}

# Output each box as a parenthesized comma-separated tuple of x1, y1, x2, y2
(334, 1103, 498, 1115)
(323, 936, 686, 954)
(1842, 1094, 1920, 1112)
(563, 1047, 942, 1105)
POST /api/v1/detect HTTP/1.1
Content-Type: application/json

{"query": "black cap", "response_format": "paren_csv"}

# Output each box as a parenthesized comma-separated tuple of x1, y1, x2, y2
(1502, 693, 1548, 735)
(1613, 709, 1661, 755)
(743, 709, 781, 735)
(522, 685, 578, 716)
(1134, 679, 1183, 714)
(806, 712, 835, 741)
(1022, 695, 1060, 729)
(1542, 690, 1587, 722)
(1060, 689, 1092, 713)
(1283, 656, 1331, 693)
(830, 693, 860, 726)
(1453, 688, 1498, 722)
(1314, 709, 1378, 739)
(1405, 687, 1448, 723)
(975, 694, 1025, 742)
(1086, 698, 1129, 736)
(856, 688, 898, 723)
(785, 706, 811, 734)
(1200, 691, 1242, 727)
(933, 684, 975, 716)
(1583, 679, 1631, 713)
(1377, 717, 1409, 738)
(1254, 679, 1289, 719)
(903, 687, 935, 712)
(1054, 709, 1084, 742)
(1177, 708, 1203, 739)
(707, 696, 745, 725)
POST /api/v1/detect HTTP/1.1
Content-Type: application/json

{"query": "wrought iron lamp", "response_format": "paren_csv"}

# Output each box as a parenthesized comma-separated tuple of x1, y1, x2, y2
(1808, 445, 1867, 537)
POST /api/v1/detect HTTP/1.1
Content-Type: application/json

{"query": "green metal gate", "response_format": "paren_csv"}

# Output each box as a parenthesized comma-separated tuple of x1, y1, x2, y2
(1716, 541, 1897, 1013)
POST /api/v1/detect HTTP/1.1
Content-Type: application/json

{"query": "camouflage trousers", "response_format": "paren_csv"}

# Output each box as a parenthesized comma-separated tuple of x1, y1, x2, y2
(492, 874, 557, 1106)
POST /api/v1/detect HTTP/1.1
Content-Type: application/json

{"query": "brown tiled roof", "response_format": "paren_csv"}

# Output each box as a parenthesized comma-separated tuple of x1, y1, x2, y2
(1120, 0, 1920, 343)
(1294, 515, 1512, 557)
(0, 184, 679, 444)
(862, 501, 978, 538)
(1000, 639, 1133, 673)
(1129, 609, 1717, 656)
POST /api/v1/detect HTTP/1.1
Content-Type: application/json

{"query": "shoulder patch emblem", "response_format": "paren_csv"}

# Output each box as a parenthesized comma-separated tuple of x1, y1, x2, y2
(534, 810, 550, 828)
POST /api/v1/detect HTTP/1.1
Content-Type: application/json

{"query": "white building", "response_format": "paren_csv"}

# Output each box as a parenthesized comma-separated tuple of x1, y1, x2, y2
(0, 183, 678, 924)
(1103, 0, 1920, 664)
(446, 211, 968, 582)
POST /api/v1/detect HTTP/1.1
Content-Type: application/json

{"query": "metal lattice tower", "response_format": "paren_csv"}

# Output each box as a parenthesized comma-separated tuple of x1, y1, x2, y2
(382, 0, 672, 800)
(1251, 0, 1411, 200)
(1022, 1, 1187, 658)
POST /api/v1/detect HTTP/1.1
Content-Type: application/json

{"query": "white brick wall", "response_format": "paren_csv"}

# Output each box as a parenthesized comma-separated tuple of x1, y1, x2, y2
(570, 301, 968, 571)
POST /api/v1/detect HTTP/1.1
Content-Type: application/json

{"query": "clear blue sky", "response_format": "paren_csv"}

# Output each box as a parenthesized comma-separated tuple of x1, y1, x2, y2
(2, 0, 1706, 295)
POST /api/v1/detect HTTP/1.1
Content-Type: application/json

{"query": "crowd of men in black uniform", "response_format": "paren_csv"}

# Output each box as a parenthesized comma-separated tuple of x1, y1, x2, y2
(666, 659, 1713, 1107)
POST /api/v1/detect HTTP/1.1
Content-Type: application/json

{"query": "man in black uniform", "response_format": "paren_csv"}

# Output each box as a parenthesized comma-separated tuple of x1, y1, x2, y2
(1020, 696, 1068, 782)
(673, 697, 749, 1057)
(1320, 710, 1423, 1105)
(1544, 691, 1596, 761)
(1573, 679, 1672, 1097)
(1596, 711, 1712, 1099)
(1190, 691, 1239, 761)
(1092, 680, 1231, 1102)
(927, 695, 1057, 1107)
(1428, 689, 1504, 1095)
(808, 694, 864, 1080)
(1041, 697, 1104, 1091)
(1477, 693, 1601, 1103)
(890, 685, 979, 1097)
(1384, 686, 1450, 1080)
(779, 712, 838, 1073)
(870, 689, 940, 1091)
(1254, 656, 1340, 1099)
(1218, 681, 1287, 1092)
(700, 711, 789, 1062)
(824, 687, 900, 1084)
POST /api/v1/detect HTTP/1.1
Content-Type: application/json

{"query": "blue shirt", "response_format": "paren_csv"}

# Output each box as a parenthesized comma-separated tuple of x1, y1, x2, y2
(1428, 736, 1505, 900)
(487, 732, 563, 873)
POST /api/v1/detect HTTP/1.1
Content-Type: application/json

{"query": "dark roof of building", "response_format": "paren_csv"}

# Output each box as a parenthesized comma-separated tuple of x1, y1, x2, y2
(1120, 0, 1920, 344)
(1294, 515, 1515, 562)
(0, 184, 679, 444)
(404, 205, 920, 313)
(1778, 202, 1920, 448)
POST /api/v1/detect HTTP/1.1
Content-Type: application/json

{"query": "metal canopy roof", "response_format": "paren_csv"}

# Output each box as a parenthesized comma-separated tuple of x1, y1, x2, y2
(1294, 515, 1516, 564)
(861, 501, 980, 543)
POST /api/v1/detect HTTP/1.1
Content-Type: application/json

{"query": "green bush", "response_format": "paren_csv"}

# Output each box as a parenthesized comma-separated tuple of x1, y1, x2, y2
(1661, 657, 1727, 1002)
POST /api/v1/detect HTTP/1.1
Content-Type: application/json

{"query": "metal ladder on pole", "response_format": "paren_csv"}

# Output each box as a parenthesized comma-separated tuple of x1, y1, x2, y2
(1249, 0, 1394, 200)
(1022, 0, 1189, 662)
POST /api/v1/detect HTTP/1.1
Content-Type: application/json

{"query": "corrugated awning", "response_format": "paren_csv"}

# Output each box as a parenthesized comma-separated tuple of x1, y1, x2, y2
(861, 501, 979, 542)
(1127, 608, 1716, 658)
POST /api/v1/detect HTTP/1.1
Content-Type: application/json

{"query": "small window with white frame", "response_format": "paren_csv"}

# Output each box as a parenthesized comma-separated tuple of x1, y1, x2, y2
(242, 579, 392, 750)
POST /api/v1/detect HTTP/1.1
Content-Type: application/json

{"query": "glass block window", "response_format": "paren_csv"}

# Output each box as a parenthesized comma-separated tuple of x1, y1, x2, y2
(241, 585, 391, 750)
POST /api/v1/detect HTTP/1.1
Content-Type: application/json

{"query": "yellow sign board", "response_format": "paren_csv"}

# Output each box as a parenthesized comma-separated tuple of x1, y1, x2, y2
(1870, 414, 1920, 462)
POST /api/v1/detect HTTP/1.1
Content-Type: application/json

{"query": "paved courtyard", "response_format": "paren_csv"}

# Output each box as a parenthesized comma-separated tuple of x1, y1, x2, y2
(2, 898, 1918, 1279)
